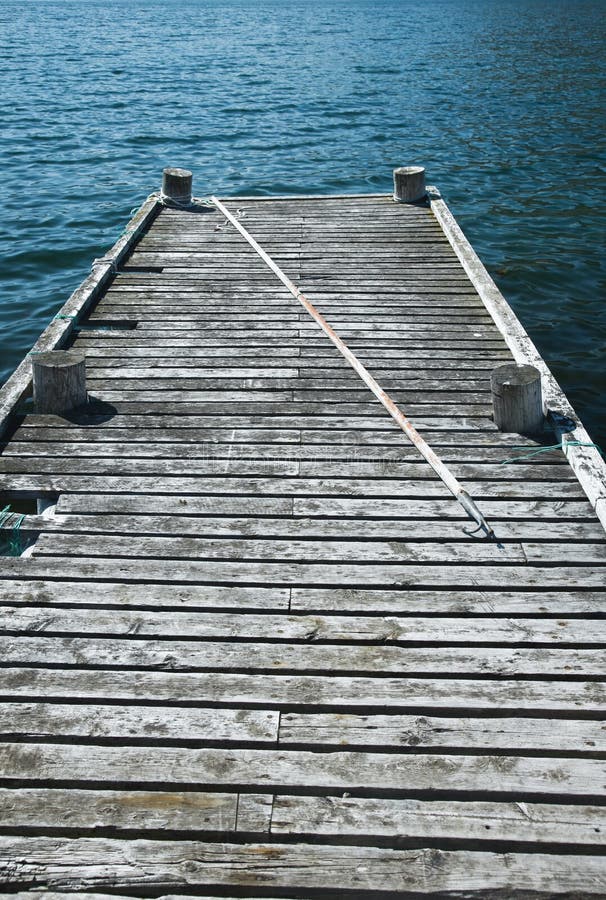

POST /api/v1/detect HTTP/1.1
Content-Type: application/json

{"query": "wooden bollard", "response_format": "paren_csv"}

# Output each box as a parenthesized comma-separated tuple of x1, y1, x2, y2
(32, 350, 87, 415)
(491, 363, 544, 435)
(162, 167, 193, 206)
(393, 166, 426, 203)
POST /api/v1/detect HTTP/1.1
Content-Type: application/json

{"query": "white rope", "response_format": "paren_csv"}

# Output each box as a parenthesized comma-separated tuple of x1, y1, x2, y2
(211, 195, 496, 540)
(158, 193, 215, 210)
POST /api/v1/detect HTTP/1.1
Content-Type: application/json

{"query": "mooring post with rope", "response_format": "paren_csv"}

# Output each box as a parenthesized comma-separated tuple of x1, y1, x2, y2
(210, 194, 496, 540)
(161, 167, 193, 207)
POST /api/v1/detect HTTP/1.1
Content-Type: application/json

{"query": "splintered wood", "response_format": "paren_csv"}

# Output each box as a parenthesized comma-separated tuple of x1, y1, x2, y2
(0, 194, 604, 897)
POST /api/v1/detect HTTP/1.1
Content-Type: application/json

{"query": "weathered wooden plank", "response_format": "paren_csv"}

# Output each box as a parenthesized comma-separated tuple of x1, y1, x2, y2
(271, 796, 606, 848)
(92, 299, 489, 312)
(7, 430, 553, 459)
(12, 427, 305, 445)
(2, 669, 604, 714)
(12, 894, 173, 900)
(0, 474, 588, 500)
(3, 607, 605, 645)
(0, 787, 238, 831)
(2, 556, 603, 588)
(12, 425, 554, 451)
(106, 282, 480, 295)
(14, 412, 511, 431)
(1, 743, 603, 797)
(0, 703, 278, 743)
(1, 577, 601, 615)
(132, 246, 459, 256)
(84, 366, 302, 379)
(0, 457, 301, 477)
(134, 244, 458, 254)
(75, 350, 509, 366)
(1, 838, 604, 895)
(77, 321, 504, 337)
(17, 512, 604, 543)
(90, 311, 492, 326)
(82, 397, 492, 416)
(84, 383, 495, 400)
(53, 496, 296, 517)
(126, 252, 461, 265)
(278, 713, 606, 752)
(8, 400, 503, 416)
(80, 373, 496, 392)
(293, 461, 573, 480)
(124, 275, 473, 286)
(3, 443, 569, 468)
(290, 497, 596, 521)
(80, 359, 509, 375)
(74, 336, 509, 351)
(29, 533, 606, 566)
(0, 580, 288, 610)
(289, 587, 606, 615)
(86, 389, 301, 403)
(1, 638, 604, 677)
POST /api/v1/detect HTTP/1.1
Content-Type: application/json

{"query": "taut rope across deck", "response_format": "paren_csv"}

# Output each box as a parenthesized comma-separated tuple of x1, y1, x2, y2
(212, 195, 495, 539)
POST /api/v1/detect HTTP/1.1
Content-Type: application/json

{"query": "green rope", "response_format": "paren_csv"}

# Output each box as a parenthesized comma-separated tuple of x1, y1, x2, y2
(0, 505, 12, 529)
(0, 505, 25, 556)
(9, 514, 25, 556)
(501, 440, 604, 465)
(54, 313, 77, 322)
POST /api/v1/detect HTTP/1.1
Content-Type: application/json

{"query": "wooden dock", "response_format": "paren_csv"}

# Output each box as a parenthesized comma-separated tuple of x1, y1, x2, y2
(0, 174, 605, 897)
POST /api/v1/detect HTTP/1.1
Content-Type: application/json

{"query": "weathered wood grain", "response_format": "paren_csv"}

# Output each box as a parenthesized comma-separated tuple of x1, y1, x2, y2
(2, 442, 569, 467)
(15, 512, 604, 542)
(2, 668, 604, 713)
(1, 742, 604, 797)
(2, 639, 604, 677)
(289, 587, 606, 615)
(0, 787, 239, 831)
(1, 577, 602, 615)
(28, 533, 606, 566)
(278, 713, 606, 752)
(1, 838, 604, 895)
(0, 579, 288, 609)
(5, 607, 605, 645)
(0, 474, 589, 500)
(1, 556, 603, 587)
(271, 796, 606, 847)
(50, 492, 595, 520)
(0, 703, 278, 743)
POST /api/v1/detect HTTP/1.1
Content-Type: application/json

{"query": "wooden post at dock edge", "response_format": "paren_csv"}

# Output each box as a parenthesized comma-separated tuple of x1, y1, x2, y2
(32, 350, 87, 415)
(393, 166, 426, 203)
(491, 363, 544, 435)
(162, 167, 193, 206)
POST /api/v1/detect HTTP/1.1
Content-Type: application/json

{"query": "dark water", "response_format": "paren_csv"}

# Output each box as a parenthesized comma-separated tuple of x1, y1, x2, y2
(1, 0, 604, 443)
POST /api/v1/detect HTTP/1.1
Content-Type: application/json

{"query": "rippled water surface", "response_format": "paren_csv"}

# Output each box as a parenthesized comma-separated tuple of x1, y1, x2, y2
(1, 0, 604, 443)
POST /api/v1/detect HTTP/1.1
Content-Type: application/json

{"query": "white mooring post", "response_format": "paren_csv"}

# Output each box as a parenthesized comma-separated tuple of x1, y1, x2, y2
(491, 363, 544, 435)
(393, 166, 426, 203)
(32, 350, 87, 415)
(161, 167, 193, 206)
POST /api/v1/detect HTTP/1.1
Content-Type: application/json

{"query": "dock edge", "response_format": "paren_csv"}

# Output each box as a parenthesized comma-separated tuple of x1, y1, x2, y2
(0, 192, 162, 440)
(428, 185, 606, 533)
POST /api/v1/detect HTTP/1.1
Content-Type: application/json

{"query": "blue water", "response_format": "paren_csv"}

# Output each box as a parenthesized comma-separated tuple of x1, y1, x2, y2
(1, 0, 604, 443)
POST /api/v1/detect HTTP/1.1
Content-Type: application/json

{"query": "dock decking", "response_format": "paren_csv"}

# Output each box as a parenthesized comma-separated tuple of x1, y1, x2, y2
(0, 187, 605, 897)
